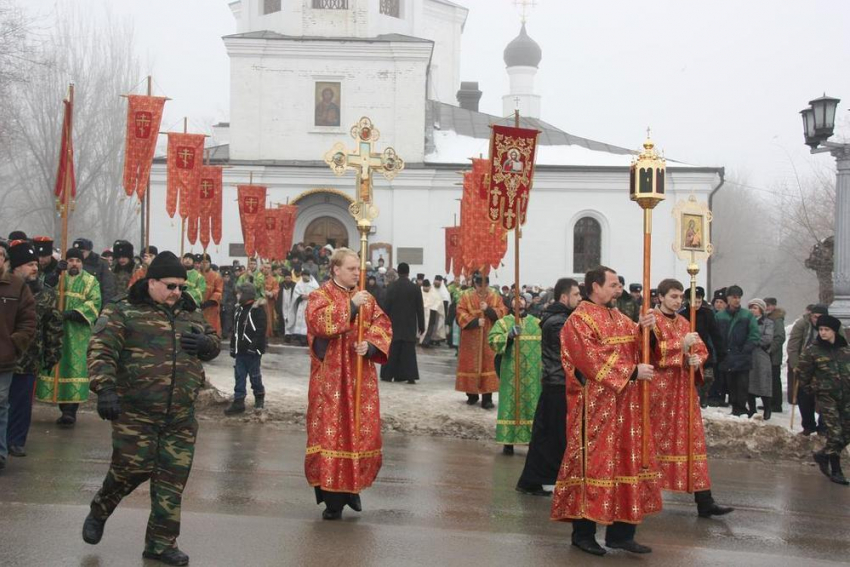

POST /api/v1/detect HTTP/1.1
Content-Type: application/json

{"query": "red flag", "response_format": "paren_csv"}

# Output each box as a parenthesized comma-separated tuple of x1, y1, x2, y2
(122, 95, 166, 200)
(54, 98, 76, 201)
(166, 133, 205, 219)
(445, 226, 462, 278)
(187, 211, 199, 245)
(471, 157, 489, 200)
(198, 166, 221, 250)
(487, 124, 540, 230)
(278, 204, 298, 259)
(460, 171, 507, 275)
(255, 210, 279, 260)
(212, 170, 223, 246)
(238, 185, 266, 257)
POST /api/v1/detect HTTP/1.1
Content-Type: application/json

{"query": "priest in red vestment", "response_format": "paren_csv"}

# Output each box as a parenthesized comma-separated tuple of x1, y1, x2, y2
(455, 272, 507, 409)
(305, 248, 393, 520)
(551, 266, 661, 556)
(650, 279, 734, 517)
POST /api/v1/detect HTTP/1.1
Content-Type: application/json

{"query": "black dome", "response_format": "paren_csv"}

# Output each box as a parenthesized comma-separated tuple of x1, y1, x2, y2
(503, 23, 542, 68)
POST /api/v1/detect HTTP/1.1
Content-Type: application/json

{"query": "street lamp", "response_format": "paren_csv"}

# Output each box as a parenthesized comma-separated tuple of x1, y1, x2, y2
(800, 93, 850, 327)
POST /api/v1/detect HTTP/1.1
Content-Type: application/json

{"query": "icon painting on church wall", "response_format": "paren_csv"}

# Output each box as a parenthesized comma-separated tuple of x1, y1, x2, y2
(315, 82, 341, 127)
(682, 213, 704, 251)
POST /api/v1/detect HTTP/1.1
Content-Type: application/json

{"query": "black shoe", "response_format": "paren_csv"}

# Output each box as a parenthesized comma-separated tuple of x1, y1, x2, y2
(8, 445, 26, 457)
(82, 513, 106, 545)
(254, 395, 265, 410)
(763, 407, 772, 420)
(0, 458, 5, 471)
(380, 378, 392, 382)
(606, 540, 652, 554)
(224, 399, 246, 415)
(515, 484, 552, 496)
(348, 494, 362, 512)
(466, 394, 479, 405)
(142, 548, 189, 566)
(828, 455, 849, 486)
(700, 401, 708, 409)
(800, 429, 817, 436)
(502, 445, 514, 455)
(56, 414, 76, 428)
(814, 451, 830, 477)
(718, 401, 730, 408)
(698, 503, 734, 518)
(406, 379, 415, 384)
(322, 508, 343, 520)
(571, 538, 606, 556)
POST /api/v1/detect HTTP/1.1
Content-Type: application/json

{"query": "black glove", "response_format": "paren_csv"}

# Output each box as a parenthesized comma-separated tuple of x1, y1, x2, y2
(180, 329, 213, 358)
(57, 260, 68, 271)
(507, 325, 521, 339)
(97, 389, 121, 421)
(229, 348, 236, 358)
(200, 300, 217, 310)
(63, 310, 86, 324)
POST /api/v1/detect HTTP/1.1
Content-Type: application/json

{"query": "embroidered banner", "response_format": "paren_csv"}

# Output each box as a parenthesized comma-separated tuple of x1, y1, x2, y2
(487, 125, 539, 230)
(460, 171, 507, 275)
(198, 166, 222, 250)
(237, 185, 266, 257)
(444, 226, 461, 277)
(166, 132, 205, 219)
(122, 95, 166, 200)
(471, 157, 490, 200)
(255, 209, 280, 260)
(54, 98, 76, 201)
(278, 204, 298, 260)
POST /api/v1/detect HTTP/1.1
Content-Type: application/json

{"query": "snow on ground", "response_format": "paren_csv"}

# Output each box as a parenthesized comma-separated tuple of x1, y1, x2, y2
(197, 343, 841, 462)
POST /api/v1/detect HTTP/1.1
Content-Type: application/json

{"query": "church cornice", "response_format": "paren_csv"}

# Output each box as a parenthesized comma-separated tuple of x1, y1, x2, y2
(224, 34, 434, 61)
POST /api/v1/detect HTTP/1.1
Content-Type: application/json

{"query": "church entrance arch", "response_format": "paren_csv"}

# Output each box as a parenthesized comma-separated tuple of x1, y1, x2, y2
(304, 216, 349, 249)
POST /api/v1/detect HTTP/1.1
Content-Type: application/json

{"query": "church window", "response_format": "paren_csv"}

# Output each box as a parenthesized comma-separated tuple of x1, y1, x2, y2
(573, 217, 602, 274)
(380, 0, 401, 18)
(312, 0, 349, 8)
(263, 0, 282, 14)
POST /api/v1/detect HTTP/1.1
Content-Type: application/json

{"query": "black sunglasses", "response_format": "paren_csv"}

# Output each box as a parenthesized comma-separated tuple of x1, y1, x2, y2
(158, 280, 188, 292)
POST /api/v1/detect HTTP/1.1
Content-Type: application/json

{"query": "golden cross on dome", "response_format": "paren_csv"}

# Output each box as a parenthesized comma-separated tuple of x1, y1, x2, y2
(514, 0, 537, 24)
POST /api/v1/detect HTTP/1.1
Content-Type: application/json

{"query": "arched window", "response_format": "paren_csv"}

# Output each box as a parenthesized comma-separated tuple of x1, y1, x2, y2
(573, 217, 602, 274)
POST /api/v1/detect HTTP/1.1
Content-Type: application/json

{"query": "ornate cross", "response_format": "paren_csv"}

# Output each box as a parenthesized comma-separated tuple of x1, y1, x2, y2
(324, 117, 404, 220)
(178, 148, 193, 168)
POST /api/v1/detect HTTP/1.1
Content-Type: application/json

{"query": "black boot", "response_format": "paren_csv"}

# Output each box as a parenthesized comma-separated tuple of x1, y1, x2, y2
(829, 455, 850, 485)
(814, 450, 830, 477)
(762, 397, 771, 420)
(481, 393, 495, 410)
(466, 394, 479, 405)
(224, 398, 246, 415)
(695, 489, 734, 518)
(502, 444, 514, 455)
(571, 520, 605, 556)
(82, 512, 106, 545)
(254, 394, 265, 410)
(142, 547, 190, 566)
(746, 395, 757, 418)
(348, 494, 362, 512)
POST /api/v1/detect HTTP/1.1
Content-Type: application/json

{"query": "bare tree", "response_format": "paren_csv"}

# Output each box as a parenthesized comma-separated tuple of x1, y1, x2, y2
(0, 2, 142, 250)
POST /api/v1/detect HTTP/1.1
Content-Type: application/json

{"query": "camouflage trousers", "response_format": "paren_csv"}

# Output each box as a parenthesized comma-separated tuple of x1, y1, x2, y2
(817, 386, 850, 456)
(90, 412, 198, 554)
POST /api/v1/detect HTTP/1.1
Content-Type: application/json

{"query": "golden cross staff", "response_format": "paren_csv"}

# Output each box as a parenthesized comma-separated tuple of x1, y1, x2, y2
(672, 194, 713, 493)
(629, 131, 666, 470)
(324, 116, 404, 438)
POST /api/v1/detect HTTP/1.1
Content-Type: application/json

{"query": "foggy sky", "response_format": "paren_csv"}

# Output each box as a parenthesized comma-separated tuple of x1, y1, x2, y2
(23, 0, 850, 192)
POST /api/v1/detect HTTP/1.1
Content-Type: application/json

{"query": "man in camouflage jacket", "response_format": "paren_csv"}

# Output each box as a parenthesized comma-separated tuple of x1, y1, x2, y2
(796, 315, 850, 486)
(82, 251, 219, 566)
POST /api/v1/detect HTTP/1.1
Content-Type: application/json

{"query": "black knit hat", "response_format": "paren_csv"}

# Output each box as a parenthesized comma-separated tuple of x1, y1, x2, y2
(65, 248, 84, 261)
(72, 238, 93, 251)
(817, 315, 841, 334)
(147, 251, 187, 280)
(811, 304, 829, 316)
(33, 236, 53, 257)
(113, 240, 133, 259)
(9, 241, 37, 270)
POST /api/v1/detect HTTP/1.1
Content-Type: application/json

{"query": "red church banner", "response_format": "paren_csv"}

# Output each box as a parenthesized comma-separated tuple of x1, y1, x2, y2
(460, 171, 507, 275)
(487, 124, 540, 230)
(197, 165, 222, 250)
(278, 204, 298, 259)
(471, 157, 490, 200)
(255, 209, 279, 260)
(122, 95, 166, 201)
(444, 226, 462, 277)
(54, 98, 76, 201)
(237, 185, 266, 257)
(166, 132, 205, 219)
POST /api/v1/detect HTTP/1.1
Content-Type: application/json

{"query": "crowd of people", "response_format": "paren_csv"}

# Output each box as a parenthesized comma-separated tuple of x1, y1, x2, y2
(0, 229, 848, 563)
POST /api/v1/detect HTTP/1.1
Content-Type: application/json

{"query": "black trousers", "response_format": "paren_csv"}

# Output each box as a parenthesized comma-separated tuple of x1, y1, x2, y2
(314, 487, 354, 512)
(709, 369, 728, 402)
(517, 384, 566, 487)
(771, 365, 783, 411)
(727, 371, 750, 414)
(798, 388, 824, 432)
(573, 519, 636, 544)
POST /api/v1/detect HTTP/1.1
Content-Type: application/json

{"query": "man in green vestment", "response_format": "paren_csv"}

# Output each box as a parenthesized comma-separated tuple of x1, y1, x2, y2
(36, 248, 101, 427)
(236, 256, 265, 299)
(181, 254, 207, 309)
(488, 294, 542, 455)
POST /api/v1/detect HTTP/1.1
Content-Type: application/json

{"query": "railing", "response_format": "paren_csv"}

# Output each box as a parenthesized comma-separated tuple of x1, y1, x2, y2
(380, 0, 400, 18)
(312, 0, 349, 8)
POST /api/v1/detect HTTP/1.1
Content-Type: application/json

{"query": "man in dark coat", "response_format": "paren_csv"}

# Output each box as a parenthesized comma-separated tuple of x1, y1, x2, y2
(73, 238, 116, 305)
(714, 285, 760, 416)
(683, 287, 723, 407)
(516, 277, 581, 496)
(379, 263, 424, 384)
(34, 236, 61, 289)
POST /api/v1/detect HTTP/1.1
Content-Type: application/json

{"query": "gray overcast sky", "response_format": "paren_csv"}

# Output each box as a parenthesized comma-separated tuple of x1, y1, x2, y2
(25, 0, 850, 191)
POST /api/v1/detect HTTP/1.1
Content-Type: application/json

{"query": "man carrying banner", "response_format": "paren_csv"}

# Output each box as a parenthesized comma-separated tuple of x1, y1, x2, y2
(304, 248, 392, 519)
(455, 272, 507, 409)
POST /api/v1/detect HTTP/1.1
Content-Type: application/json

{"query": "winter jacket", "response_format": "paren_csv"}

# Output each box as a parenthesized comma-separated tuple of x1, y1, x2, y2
(748, 316, 774, 397)
(786, 315, 811, 370)
(231, 301, 267, 356)
(540, 301, 573, 386)
(14, 279, 63, 376)
(715, 306, 760, 373)
(0, 270, 37, 372)
(796, 334, 850, 396)
(690, 303, 723, 368)
(766, 308, 786, 367)
(83, 251, 116, 306)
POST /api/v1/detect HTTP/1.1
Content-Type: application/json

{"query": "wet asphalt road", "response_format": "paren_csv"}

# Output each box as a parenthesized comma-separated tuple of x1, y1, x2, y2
(1, 407, 849, 567)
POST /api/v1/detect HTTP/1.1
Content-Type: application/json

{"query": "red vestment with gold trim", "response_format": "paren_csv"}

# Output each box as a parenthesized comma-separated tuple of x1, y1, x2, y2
(455, 288, 507, 394)
(550, 300, 662, 525)
(649, 311, 711, 493)
(304, 280, 393, 494)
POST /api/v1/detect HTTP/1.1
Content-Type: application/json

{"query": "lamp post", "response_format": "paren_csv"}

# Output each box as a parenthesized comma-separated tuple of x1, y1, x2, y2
(800, 93, 850, 326)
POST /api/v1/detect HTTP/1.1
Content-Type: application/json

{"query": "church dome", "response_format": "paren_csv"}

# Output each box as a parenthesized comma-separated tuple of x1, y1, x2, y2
(503, 23, 542, 68)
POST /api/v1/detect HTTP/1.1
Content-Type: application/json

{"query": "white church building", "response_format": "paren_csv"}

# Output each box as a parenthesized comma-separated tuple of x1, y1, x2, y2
(148, 0, 724, 288)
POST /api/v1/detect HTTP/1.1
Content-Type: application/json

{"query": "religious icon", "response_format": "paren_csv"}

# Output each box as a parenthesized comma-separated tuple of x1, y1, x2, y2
(682, 213, 704, 251)
(369, 242, 392, 268)
(315, 82, 341, 127)
(502, 148, 524, 173)
(134, 111, 152, 139)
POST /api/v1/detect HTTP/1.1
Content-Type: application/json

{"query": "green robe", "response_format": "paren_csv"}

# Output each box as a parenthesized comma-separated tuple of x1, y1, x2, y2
(185, 269, 207, 308)
(488, 314, 542, 445)
(237, 270, 265, 299)
(36, 271, 101, 403)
